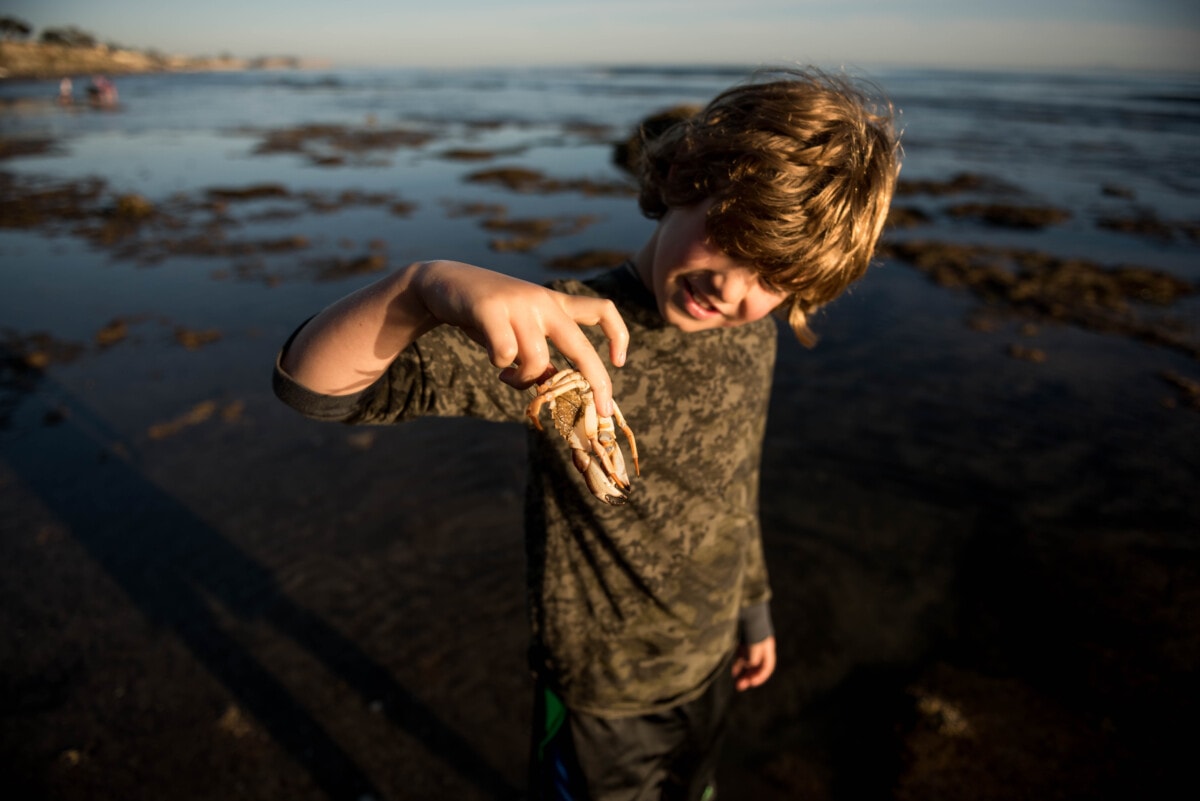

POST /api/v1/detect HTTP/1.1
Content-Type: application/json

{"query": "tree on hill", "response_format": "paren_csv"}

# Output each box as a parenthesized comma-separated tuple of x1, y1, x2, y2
(0, 15, 33, 41)
(40, 26, 97, 48)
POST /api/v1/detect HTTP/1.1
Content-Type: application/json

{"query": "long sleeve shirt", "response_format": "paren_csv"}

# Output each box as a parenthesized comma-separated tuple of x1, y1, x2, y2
(274, 265, 776, 717)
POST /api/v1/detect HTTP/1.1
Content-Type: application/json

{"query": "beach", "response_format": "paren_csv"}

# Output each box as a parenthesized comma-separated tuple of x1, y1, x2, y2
(1, 66, 1198, 800)
(0, 40, 318, 80)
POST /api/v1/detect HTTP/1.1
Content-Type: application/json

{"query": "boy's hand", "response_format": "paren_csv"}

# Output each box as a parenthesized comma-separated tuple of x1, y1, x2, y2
(416, 261, 629, 416)
(732, 636, 776, 691)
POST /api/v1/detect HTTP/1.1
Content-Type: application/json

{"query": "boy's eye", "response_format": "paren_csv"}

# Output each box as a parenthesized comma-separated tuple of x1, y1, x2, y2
(757, 275, 787, 295)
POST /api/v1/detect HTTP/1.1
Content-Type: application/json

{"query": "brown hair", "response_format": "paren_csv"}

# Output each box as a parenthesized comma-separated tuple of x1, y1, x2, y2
(638, 67, 901, 346)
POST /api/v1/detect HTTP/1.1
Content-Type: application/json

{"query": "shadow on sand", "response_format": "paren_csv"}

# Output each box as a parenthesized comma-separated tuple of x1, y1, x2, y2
(0, 368, 521, 800)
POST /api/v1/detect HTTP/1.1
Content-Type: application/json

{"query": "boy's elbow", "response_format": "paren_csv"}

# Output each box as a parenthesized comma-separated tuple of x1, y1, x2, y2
(272, 358, 366, 422)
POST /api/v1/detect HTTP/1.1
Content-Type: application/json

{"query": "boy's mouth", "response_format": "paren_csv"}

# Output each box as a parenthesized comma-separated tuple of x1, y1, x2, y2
(680, 277, 720, 320)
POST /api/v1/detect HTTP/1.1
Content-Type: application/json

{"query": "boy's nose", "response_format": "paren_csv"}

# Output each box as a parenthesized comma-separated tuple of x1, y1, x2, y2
(713, 269, 752, 305)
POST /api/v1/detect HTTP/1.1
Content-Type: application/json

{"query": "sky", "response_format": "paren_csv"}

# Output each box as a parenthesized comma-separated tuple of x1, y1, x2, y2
(5, 0, 1199, 73)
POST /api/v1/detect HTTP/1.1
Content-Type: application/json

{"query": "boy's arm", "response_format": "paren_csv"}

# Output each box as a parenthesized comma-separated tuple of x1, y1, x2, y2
(736, 511, 775, 690)
(736, 594, 775, 692)
(280, 260, 629, 416)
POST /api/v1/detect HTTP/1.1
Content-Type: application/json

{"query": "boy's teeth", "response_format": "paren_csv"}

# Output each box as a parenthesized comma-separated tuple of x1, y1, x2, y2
(687, 279, 713, 310)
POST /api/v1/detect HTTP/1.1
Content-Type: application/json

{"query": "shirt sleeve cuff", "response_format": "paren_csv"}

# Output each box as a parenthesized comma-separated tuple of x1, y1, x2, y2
(271, 319, 370, 421)
(738, 601, 774, 645)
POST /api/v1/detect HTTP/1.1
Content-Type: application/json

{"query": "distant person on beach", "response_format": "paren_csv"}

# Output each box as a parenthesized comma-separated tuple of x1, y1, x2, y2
(87, 75, 117, 107)
(274, 67, 899, 800)
(58, 77, 73, 105)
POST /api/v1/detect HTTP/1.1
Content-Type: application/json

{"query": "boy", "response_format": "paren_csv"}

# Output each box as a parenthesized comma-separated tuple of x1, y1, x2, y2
(274, 67, 899, 800)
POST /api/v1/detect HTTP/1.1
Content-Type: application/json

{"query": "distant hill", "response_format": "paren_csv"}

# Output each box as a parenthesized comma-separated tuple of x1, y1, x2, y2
(0, 41, 322, 80)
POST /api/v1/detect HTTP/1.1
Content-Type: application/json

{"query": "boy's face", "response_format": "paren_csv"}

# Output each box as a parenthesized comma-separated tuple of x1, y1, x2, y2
(635, 198, 787, 332)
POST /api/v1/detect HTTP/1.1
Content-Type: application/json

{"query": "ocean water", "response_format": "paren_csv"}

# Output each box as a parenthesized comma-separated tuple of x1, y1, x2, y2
(4, 65, 1200, 200)
(1, 65, 1196, 317)
(1, 63, 1197, 519)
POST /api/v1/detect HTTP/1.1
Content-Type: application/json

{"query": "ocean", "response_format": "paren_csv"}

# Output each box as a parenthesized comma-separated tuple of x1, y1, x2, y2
(1, 64, 1198, 799)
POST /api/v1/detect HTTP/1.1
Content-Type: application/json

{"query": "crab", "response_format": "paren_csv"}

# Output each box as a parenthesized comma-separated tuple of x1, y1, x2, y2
(525, 368, 640, 505)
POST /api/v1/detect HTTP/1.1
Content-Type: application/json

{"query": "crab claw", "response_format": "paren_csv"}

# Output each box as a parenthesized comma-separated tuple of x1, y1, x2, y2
(574, 448, 629, 505)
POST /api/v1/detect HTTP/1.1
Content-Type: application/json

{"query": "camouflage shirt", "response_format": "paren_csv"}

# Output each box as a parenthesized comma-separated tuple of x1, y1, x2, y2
(274, 265, 776, 716)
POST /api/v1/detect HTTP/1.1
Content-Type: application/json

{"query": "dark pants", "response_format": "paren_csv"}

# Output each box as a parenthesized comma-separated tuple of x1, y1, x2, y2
(529, 653, 735, 801)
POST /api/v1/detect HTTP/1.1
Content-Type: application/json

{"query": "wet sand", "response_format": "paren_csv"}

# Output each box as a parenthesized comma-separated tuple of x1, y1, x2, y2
(2, 117, 1199, 800)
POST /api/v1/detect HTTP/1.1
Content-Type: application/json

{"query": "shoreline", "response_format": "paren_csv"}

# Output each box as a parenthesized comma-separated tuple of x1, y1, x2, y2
(0, 41, 325, 81)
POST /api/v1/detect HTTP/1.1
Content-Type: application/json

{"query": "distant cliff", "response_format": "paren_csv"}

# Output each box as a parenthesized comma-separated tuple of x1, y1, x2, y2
(0, 41, 322, 80)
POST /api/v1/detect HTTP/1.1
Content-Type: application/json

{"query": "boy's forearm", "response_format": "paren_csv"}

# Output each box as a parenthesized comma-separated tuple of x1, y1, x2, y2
(279, 258, 628, 414)
(280, 261, 438, 396)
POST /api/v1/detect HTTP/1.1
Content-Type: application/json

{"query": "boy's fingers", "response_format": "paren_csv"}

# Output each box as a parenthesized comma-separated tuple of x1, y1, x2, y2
(475, 306, 551, 380)
(590, 299, 631, 368)
(506, 320, 553, 384)
(564, 296, 630, 367)
(500, 365, 556, 390)
(545, 319, 614, 417)
(549, 295, 630, 417)
(474, 290, 625, 410)
(473, 323, 519, 370)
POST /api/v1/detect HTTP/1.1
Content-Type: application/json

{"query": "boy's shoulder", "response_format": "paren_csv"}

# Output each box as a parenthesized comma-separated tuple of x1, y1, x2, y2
(547, 263, 635, 299)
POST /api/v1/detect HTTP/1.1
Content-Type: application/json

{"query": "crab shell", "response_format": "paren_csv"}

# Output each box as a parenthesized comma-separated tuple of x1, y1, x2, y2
(525, 370, 640, 505)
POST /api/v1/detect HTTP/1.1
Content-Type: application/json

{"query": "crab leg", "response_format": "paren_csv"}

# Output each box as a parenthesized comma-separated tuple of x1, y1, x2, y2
(610, 401, 639, 476)
(525, 371, 588, 432)
(579, 401, 627, 487)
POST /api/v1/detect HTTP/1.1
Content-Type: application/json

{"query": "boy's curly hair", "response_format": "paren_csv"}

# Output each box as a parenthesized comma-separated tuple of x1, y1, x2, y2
(637, 67, 901, 346)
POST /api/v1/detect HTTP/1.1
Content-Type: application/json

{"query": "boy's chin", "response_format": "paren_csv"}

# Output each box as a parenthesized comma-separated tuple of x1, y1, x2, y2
(665, 308, 722, 333)
(660, 293, 712, 332)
